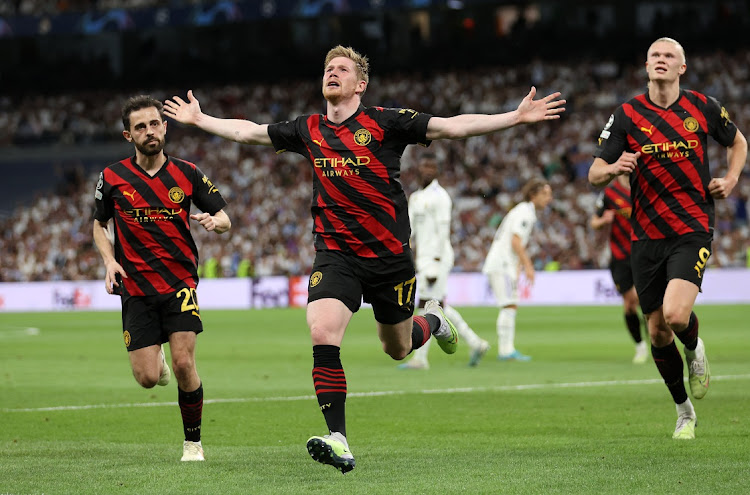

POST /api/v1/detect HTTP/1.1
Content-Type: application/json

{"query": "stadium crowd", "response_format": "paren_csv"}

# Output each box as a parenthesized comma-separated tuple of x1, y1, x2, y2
(1, 51, 749, 282)
(0, 0, 215, 17)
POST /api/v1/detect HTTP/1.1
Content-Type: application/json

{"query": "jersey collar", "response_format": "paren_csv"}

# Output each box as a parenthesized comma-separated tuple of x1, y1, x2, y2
(324, 105, 365, 127)
(644, 88, 685, 110)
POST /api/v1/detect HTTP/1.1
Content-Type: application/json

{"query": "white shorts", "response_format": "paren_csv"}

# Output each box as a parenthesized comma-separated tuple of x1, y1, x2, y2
(486, 270, 519, 307)
(416, 269, 450, 302)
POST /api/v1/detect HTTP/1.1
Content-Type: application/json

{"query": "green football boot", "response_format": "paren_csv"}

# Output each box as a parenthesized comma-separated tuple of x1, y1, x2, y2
(672, 415, 696, 440)
(306, 433, 355, 474)
(424, 299, 458, 354)
(685, 338, 710, 399)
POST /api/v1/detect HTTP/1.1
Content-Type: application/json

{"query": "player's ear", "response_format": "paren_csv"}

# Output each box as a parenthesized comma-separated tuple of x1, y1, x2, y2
(356, 80, 367, 95)
(123, 130, 132, 142)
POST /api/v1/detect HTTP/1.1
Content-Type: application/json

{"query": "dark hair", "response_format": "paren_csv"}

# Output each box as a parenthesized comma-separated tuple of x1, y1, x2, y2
(121, 95, 164, 130)
(521, 178, 549, 201)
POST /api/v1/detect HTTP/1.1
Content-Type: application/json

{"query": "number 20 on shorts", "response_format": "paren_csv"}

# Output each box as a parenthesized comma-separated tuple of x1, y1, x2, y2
(176, 287, 201, 318)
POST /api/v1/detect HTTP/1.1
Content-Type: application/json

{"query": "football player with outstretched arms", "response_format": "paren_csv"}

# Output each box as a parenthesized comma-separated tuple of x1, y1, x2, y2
(164, 45, 565, 473)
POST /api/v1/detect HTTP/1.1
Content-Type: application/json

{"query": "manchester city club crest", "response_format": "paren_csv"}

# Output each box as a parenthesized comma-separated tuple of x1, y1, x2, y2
(353, 128, 372, 146)
(683, 117, 699, 133)
(169, 187, 185, 203)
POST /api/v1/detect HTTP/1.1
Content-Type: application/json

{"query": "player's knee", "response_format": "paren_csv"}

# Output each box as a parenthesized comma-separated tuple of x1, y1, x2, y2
(624, 304, 639, 315)
(309, 326, 327, 344)
(663, 308, 689, 332)
(383, 342, 410, 360)
(171, 354, 195, 379)
(623, 295, 639, 312)
(133, 370, 158, 389)
(308, 322, 341, 345)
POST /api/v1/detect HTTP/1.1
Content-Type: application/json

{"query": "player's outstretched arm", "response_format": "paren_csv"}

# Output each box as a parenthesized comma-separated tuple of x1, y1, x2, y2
(588, 152, 640, 187)
(425, 87, 565, 140)
(164, 90, 272, 146)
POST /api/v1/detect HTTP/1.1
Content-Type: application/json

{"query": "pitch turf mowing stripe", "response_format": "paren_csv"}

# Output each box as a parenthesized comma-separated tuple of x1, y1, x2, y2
(4, 374, 749, 413)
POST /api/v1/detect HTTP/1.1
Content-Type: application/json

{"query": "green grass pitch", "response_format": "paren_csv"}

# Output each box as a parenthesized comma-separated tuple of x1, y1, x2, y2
(1, 305, 749, 494)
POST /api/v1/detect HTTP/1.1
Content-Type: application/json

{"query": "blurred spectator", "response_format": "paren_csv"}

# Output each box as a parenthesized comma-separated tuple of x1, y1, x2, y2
(1, 51, 748, 282)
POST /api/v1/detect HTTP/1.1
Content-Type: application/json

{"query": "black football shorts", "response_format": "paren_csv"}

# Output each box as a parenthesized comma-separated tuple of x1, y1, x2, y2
(121, 288, 203, 351)
(308, 248, 417, 325)
(631, 232, 712, 314)
(609, 257, 635, 295)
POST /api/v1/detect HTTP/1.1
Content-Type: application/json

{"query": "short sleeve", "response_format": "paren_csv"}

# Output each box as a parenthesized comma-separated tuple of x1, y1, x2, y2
(191, 165, 228, 215)
(378, 107, 433, 147)
(93, 171, 114, 222)
(593, 106, 630, 164)
(268, 118, 308, 155)
(508, 207, 530, 237)
(705, 96, 738, 148)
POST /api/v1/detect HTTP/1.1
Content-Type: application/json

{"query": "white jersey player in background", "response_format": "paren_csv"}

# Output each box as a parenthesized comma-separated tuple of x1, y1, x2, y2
(483, 178, 553, 361)
(399, 152, 490, 370)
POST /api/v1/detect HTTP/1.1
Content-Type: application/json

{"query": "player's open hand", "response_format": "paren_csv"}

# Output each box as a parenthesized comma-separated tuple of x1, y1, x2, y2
(708, 176, 738, 199)
(517, 86, 566, 123)
(612, 151, 640, 175)
(164, 90, 202, 126)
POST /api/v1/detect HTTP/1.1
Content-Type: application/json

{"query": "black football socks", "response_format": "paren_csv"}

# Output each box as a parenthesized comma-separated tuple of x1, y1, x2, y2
(651, 342, 687, 404)
(178, 383, 203, 442)
(312, 345, 347, 436)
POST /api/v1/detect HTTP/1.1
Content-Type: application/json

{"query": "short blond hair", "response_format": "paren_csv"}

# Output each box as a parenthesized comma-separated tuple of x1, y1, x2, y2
(324, 45, 370, 87)
(651, 37, 686, 64)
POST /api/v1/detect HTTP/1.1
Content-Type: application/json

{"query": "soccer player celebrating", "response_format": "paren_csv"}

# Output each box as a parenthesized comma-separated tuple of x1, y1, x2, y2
(93, 95, 231, 461)
(164, 45, 565, 473)
(590, 175, 648, 364)
(589, 37, 747, 440)
(398, 151, 490, 370)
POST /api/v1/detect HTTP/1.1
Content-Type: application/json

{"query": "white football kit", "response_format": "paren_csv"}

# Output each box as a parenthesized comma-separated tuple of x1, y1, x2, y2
(409, 179, 454, 301)
(482, 201, 537, 307)
(483, 201, 538, 359)
(403, 178, 487, 368)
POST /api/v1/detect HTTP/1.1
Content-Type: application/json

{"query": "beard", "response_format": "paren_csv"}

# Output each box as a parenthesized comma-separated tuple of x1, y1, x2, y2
(135, 138, 164, 156)
(322, 87, 342, 105)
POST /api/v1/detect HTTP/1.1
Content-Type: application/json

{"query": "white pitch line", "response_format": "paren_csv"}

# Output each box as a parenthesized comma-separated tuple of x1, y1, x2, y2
(4, 374, 750, 413)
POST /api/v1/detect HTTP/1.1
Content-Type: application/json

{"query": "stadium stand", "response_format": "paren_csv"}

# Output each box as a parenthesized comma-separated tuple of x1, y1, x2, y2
(1, 50, 748, 282)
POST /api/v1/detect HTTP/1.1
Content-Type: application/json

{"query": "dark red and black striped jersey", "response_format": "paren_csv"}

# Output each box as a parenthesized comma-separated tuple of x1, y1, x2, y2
(267, 105, 432, 257)
(93, 155, 227, 297)
(594, 89, 738, 240)
(595, 180, 633, 260)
